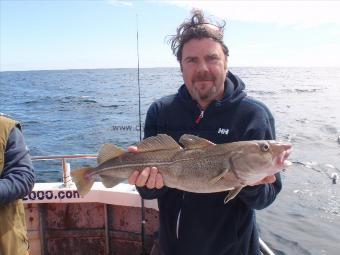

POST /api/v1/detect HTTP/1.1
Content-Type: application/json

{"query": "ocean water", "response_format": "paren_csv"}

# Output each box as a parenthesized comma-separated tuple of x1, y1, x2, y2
(1, 67, 339, 254)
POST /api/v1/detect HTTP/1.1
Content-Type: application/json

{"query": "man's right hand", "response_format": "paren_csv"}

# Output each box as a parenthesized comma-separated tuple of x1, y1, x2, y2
(127, 146, 164, 189)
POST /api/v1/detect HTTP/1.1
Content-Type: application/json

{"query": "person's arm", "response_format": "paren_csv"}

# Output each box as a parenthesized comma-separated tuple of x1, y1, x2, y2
(129, 102, 168, 200)
(237, 108, 282, 209)
(0, 127, 35, 204)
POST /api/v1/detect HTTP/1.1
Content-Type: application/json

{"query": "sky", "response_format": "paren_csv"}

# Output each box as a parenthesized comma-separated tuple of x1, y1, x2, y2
(1, 0, 340, 71)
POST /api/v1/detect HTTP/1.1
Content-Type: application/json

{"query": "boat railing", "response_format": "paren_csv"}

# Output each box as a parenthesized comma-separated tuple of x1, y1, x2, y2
(31, 154, 97, 186)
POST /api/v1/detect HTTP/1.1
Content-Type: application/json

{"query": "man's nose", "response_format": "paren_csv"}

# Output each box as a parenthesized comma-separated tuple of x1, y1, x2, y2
(196, 60, 209, 72)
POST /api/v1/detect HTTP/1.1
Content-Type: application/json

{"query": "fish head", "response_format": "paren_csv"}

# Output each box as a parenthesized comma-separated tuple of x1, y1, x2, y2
(231, 140, 292, 183)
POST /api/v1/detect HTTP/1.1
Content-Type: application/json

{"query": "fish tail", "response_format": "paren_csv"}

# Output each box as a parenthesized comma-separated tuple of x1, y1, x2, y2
(71, 167, 95, 196)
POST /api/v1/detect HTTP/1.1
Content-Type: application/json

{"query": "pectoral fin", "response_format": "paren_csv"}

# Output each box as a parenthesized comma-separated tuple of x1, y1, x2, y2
(209, 168, 230, 185)
(224, 186, 243, 204)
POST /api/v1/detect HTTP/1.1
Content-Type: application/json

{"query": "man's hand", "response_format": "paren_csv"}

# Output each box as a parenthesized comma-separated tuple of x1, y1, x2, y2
(249, 175, 276, 186)
(127, 146, 164, 189)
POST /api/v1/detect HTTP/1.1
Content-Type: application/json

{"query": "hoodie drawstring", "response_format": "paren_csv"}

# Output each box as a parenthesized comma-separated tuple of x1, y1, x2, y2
(195, 110, 204, 124)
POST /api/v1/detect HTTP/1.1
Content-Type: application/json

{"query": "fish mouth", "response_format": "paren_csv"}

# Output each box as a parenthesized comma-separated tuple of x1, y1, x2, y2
(277, 144, 293, 167)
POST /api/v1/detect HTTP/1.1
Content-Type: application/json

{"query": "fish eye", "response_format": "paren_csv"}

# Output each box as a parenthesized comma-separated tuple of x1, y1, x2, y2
(260, 143, 269, 152)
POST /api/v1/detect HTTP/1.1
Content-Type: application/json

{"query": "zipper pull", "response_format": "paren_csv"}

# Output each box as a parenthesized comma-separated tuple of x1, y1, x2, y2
(195, 110, 204, 124)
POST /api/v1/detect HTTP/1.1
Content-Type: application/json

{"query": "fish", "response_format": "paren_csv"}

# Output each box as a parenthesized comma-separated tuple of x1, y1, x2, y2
(71, 134, 292, 203)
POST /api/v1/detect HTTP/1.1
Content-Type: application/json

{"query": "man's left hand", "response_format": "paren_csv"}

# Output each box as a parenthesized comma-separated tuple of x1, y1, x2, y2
(249, 175, 276, 186)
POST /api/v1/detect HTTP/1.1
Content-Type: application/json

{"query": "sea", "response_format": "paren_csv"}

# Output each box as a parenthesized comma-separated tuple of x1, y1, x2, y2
(1, 67, 339, 255)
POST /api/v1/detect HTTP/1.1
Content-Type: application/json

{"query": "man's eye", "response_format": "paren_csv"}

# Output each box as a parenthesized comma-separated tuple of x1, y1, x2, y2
(207, 55, 219, 61)
(187, 58, 196, 63)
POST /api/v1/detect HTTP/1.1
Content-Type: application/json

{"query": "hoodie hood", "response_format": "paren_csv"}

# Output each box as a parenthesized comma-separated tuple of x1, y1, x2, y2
(177, 71, 247, 111)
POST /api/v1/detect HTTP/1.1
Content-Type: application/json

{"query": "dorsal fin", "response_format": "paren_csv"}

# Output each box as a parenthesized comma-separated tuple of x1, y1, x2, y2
(97, 144, 125, 164)
(137, 134, 181, 152)
(179, 134, 215, 149)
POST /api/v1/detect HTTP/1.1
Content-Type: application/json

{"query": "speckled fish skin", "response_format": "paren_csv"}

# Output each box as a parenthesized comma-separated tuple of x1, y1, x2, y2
(87, 134, 292, 193)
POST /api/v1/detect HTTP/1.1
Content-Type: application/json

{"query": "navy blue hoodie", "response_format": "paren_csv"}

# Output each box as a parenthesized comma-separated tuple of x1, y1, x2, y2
(138, 71, 281, 255)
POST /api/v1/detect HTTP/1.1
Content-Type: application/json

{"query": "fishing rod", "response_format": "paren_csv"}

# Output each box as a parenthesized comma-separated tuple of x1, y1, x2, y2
(136, 14, 148, 255)
(291, 160, 339, 184)
(137, 16, 142, 141)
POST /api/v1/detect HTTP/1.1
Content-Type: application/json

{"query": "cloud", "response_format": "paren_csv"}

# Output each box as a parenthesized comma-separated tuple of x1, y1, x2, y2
(166, 1, 340, 28)
(106, 0, 133, 7)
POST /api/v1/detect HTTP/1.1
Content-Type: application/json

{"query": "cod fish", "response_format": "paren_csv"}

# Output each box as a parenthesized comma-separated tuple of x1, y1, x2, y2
(71, 134, 292, 203)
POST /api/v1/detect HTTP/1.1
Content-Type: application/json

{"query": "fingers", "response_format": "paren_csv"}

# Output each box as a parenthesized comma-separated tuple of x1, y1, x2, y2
(147, 167, 164, 189)
(249, 175, 276, 186)
(263, 175, 276, 184)
(128, 170, 139, 185)
(135, 167, 151, 187)
(155, 173, 164, 189)
(146, 167, 158, 189)
(128, 146, 138, 154)
(128, 167, 164, 189)
(127, 146, 164, 189)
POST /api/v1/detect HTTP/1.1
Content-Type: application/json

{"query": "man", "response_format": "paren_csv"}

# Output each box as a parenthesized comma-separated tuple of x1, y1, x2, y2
(129, 10, 284, 255)
(0, 114, 35, 255)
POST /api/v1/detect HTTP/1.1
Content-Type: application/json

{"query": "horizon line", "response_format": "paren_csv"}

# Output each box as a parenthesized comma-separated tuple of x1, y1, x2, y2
(1, 65, 340, 73)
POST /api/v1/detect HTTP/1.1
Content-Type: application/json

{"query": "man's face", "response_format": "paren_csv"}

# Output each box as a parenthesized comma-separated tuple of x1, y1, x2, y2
(181, 38, 228, 109)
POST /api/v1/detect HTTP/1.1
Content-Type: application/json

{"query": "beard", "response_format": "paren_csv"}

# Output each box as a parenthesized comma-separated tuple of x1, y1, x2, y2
(191, 84, 219, 102)
(190, 72, 221, 102)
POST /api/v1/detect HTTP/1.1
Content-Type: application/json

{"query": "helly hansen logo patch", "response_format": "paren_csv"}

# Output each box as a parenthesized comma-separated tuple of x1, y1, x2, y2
(217, 128, 229, 135)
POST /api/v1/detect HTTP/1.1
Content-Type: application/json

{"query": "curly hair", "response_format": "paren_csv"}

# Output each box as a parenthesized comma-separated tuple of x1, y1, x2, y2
(169, 9, 229, 62)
